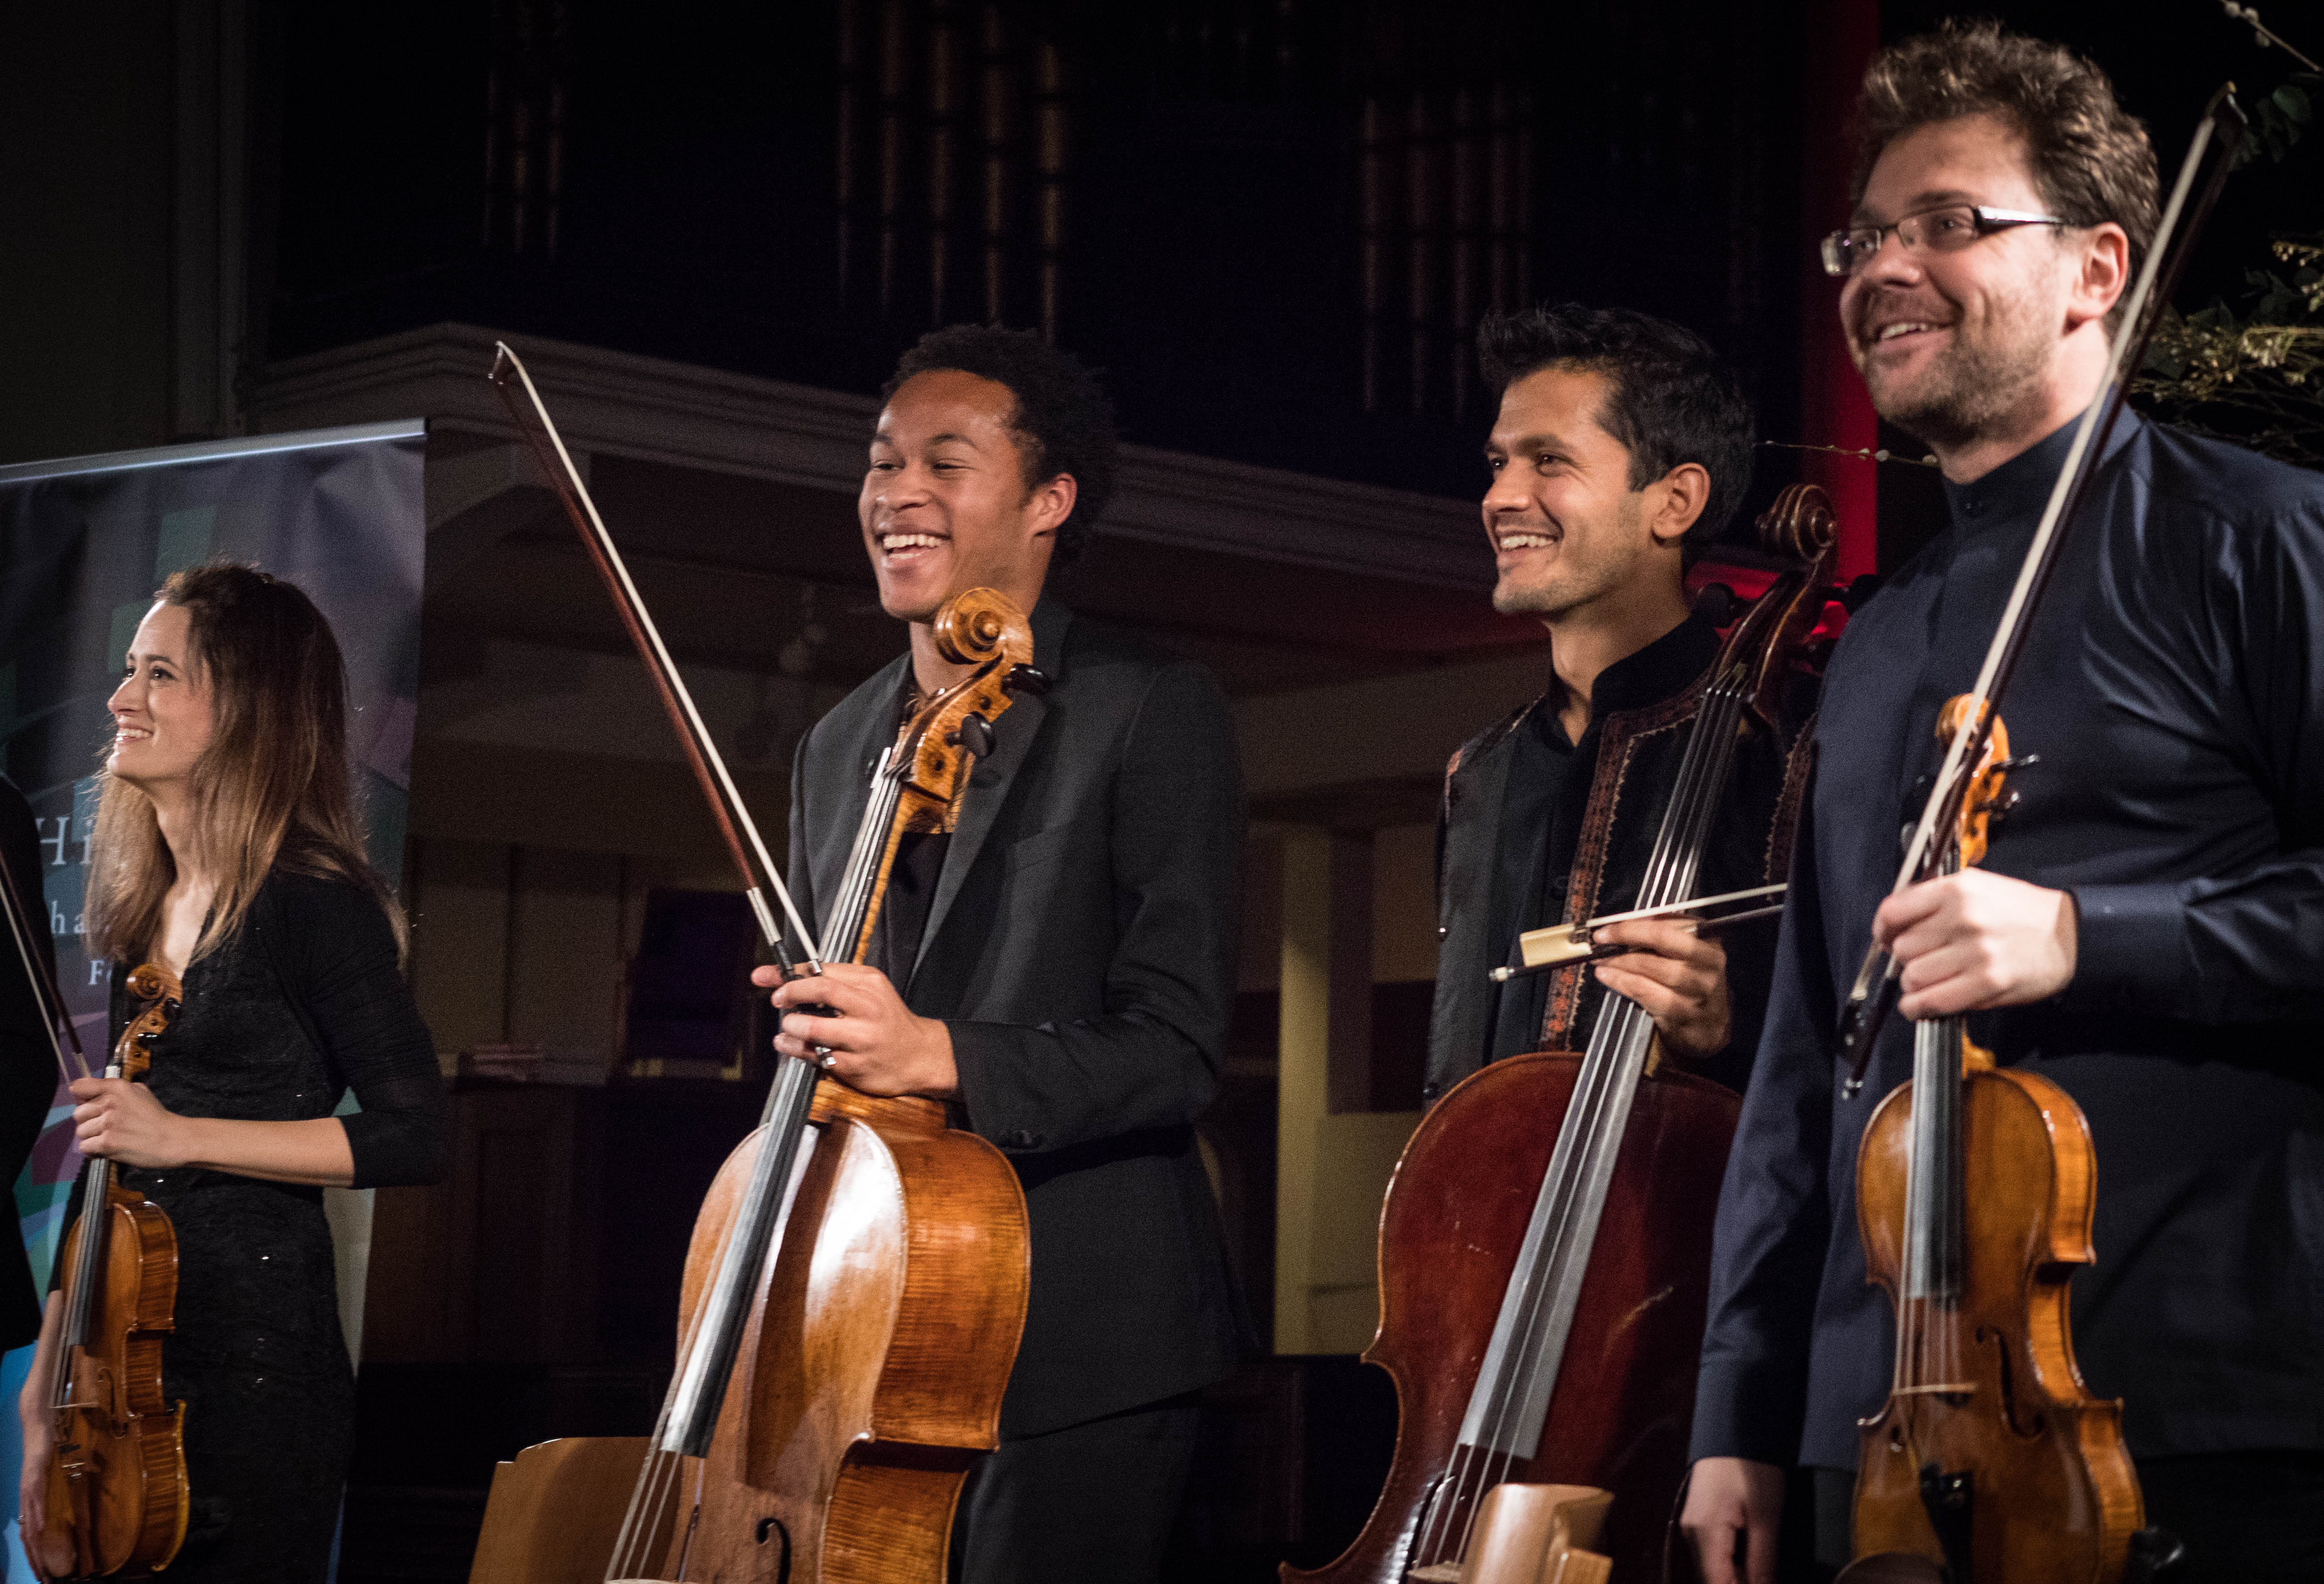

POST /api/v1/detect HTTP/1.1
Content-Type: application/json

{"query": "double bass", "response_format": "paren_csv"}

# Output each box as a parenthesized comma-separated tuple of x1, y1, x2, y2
(466, 345, 1030, 1584)
(1291, 485, 1837, 1584)
(0, 844, 189, 1578)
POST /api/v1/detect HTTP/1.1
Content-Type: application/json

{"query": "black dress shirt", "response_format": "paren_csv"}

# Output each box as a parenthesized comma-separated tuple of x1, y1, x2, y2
(1693, 410, 2324, 1470)
(1480, 616, 1723, 1065)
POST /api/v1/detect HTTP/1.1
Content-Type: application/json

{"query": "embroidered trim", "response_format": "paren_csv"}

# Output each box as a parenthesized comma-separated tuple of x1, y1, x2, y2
(1540, 677, 1707, 1049)
(1766, 709, 1820, 883)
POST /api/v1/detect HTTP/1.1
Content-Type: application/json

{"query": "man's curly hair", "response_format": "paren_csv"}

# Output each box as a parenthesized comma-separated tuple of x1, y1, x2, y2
(884, 325, 1120, 569)
(1476, 303, 1757, 558)
(1853, 22, 2159, 292)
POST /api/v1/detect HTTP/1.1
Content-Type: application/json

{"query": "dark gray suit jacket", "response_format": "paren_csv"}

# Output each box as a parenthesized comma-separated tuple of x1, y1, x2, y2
(788, 599, 1248, 1437)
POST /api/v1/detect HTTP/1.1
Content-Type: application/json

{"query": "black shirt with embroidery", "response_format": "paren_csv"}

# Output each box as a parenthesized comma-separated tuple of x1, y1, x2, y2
(1481, 615, 1722, 1064)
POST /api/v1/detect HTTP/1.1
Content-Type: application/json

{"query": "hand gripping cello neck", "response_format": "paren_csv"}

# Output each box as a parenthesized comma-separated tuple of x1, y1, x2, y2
(1290, 484, 1838, 1584)
(472, 345, 1029, 1584)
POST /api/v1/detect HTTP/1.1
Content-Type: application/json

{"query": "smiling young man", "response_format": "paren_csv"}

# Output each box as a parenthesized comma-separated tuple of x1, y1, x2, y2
(1428, 304, 1798, 1107)
(758, 325, 1244, 1584)
(1682, 25, 2324, 1584)
(1420, 305, 1817, 1577)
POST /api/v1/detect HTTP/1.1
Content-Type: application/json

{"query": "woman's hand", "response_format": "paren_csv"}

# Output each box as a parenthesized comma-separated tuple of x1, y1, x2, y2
(70, 1078, 190, 1170)
(18, 1399, 68, 1579)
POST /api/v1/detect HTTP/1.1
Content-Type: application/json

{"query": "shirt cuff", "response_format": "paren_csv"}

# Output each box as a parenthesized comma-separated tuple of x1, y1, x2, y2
(1690, 1356, 1808, 1466)
(2067, 880, 2188, 1013)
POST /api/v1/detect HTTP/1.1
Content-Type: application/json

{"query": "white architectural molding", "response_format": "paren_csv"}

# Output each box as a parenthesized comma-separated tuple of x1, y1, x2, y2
(249, 322, 1491, 588)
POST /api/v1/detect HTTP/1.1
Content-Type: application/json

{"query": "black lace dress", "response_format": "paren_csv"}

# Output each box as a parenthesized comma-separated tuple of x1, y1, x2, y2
(62, 871, 447, 1584)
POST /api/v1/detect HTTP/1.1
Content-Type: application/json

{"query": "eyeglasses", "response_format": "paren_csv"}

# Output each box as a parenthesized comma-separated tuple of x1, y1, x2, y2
(1820, 204, 2071, 278)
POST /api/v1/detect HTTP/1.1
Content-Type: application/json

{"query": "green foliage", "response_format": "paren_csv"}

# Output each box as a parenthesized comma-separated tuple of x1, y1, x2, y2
(2237, 73, 2318, 168)
(2133, 71, 2324, 469)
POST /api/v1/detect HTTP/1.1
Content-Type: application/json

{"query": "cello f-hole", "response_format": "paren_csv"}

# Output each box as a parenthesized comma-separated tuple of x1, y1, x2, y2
(755, 1515, 792, 1583)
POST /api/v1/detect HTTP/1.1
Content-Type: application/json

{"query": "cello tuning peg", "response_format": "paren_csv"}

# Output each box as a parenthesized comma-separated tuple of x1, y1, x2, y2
(1003, 664, 1051, 697)
(952, 714, 997, 758)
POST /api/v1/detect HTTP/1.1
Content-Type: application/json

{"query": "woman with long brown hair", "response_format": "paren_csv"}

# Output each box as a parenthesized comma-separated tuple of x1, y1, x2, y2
(14, 564, 447, 1582)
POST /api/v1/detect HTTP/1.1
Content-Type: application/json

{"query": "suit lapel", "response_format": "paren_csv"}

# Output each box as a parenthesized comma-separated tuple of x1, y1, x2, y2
(809, 654, 910, 959)
(911, 599, 1070, 981)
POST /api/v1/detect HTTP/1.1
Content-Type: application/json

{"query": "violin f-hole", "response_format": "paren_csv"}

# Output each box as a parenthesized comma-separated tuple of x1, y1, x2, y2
(1973, 1325, 2046, 1439)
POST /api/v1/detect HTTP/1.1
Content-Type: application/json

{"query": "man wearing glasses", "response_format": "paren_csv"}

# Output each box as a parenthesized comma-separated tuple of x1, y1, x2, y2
(1682, 22, 2324, 1584)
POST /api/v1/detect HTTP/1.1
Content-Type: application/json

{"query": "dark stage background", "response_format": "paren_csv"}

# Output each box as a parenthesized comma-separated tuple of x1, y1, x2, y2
(2, 3, 2319, 1580)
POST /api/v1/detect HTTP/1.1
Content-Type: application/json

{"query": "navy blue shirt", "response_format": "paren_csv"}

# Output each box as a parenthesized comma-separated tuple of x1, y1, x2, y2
(1693, 410, 2324, 1469)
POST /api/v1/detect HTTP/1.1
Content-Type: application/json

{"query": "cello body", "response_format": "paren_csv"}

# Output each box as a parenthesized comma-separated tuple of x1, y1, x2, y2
(648, 1081, 1029, 1583)
(1293, 1051, 1739, 1584)
(1850, 1055, 2140, 1584)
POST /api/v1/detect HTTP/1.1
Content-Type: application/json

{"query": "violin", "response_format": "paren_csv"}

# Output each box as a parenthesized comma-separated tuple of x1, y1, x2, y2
(1820, 82, 2254, 1584)
(467, 345, 1029, 1584)
(1842, 701, 2141, 1584)
(1291, 486, 1836, 1584)
(41, 962, 191, 1578)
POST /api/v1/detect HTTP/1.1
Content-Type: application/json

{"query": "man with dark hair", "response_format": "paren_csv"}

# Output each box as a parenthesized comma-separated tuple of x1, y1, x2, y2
(1412, 306, 1808, 1572)
(1430, 302, 1790, 1104)
(1683, 22, 2324, 1584)
(760, 324, 1245, 1584)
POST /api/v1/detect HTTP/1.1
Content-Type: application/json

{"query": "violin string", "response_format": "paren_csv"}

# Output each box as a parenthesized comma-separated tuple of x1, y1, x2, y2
(1454, 669, 1749, 1558)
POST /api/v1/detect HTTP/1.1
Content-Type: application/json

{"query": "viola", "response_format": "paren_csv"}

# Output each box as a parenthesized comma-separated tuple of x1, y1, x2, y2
(1841, 703, 2142, 1584)
(1290, 486, 1837, 1584)
(42, 962, 191, 1578)
(467, 346, 1029, 1584)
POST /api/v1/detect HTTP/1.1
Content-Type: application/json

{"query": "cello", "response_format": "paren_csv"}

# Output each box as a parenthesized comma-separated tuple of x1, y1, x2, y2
(1842, 703, 2142, 1584)
(466, 346, 1030, 1584)
(0, 842, 190, 1578)
(1290, 485, 1837, 1584)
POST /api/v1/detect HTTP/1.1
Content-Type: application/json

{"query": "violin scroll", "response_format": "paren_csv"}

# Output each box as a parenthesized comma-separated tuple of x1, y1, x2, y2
(115, 963, 183, 1081)
(1935, 696, 2016, 868)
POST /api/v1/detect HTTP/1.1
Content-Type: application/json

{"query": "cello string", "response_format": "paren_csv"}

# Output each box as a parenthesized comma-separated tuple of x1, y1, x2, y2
(608, 1159, 758, 1581)
(1455, 671, 1749, 1558)
(1470, 673, 1745, 1463)
(1464, 681, 1730, 1477)
(1467, 670, 1748, 1518)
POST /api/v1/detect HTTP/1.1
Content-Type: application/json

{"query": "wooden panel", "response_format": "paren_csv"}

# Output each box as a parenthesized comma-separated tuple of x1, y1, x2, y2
(408, 838, 513, 1055)
(507, 846, 623, 1066)
(361, 1087, 600, 1365)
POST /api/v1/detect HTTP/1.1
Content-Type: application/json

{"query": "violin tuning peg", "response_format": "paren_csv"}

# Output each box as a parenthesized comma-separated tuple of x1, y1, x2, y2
(1003, 664, 1052, 697)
